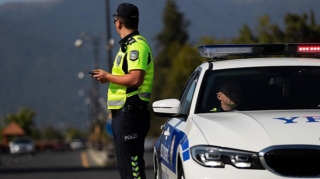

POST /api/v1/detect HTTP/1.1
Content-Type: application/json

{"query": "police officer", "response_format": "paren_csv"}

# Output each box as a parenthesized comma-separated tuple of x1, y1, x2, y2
(91, 3, 154, 179)
(211, 81, 242, 112)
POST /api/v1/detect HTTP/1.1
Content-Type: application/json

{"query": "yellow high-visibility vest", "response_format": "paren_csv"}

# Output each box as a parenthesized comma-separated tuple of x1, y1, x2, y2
(107, 35, 154, 110)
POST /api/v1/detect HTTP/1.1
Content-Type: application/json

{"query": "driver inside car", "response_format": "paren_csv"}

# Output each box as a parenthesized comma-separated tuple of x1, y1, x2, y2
(211, 81, 242, 112)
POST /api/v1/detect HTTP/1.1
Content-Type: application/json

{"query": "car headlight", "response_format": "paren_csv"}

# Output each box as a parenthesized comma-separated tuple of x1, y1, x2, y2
(27, 144, 33, 150)
(190, 145, 264, 169)
(14, 145, 20, 151)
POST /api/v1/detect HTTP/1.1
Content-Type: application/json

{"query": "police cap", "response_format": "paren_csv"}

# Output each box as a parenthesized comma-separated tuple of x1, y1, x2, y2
(113, 3, 139, 19)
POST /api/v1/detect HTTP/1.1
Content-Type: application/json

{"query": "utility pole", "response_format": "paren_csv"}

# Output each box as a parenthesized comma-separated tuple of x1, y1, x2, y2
(104, 0, 115, 158)
(74, 33, 102, 125)
(105, 0, 114, 123)
(74, 33, 103, 150)
(105, 0, 113, 72)
(92, 36, 100, 125)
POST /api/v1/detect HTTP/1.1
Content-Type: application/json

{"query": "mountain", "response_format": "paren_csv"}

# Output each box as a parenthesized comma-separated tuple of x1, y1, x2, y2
(0, 0, 319, 130)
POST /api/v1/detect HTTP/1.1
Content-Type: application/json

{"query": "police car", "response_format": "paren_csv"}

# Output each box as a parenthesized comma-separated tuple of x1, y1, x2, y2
(152, 43, 320, 179)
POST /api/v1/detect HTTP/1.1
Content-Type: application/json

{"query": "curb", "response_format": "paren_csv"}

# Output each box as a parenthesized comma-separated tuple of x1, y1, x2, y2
(87, 148, 108, 166)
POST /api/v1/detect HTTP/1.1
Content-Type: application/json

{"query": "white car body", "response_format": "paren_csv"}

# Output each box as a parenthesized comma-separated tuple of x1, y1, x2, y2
(70, 139, 85, 150)
(152, 44, 320, 179)
(9, 137, 35, 155)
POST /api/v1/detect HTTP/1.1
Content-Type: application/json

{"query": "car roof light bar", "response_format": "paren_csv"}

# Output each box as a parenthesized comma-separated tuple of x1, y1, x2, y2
(198, 43, 320, 58)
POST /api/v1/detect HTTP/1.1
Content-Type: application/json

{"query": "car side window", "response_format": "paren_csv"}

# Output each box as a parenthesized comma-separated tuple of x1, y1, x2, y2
(180, 71, 199, 115)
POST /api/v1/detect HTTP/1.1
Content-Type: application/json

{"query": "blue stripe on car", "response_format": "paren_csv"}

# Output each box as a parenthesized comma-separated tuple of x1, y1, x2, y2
(182, 150, 190, 161)
(180, 134, 190, 161)
(158, 122, 190, 174)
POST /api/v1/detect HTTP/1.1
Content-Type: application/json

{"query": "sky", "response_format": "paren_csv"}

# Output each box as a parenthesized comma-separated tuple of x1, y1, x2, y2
(0, 0, 50, 5)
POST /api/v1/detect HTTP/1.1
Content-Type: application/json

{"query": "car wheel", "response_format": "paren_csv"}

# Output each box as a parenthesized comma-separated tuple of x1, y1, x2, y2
(154, 155, 160, 179)
(178, 160, 185, 179)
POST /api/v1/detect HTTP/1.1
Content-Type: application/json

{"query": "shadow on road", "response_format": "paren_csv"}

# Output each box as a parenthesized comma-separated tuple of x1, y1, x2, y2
(0, 166, 154, 174)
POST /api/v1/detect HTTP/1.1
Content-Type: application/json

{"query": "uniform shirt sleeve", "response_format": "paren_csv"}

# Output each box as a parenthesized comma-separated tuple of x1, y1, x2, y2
(127, 43, 148, 72)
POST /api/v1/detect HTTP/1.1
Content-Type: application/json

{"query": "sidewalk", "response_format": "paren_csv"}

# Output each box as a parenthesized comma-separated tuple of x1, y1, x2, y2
(87, 148, 107, 166)
(87, 144, 117, 167)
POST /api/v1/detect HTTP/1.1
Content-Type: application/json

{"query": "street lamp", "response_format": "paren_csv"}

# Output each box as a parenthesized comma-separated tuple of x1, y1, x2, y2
(75, 32, 114, 150)
(74, 32, 103, 69)
(74, 32, 105, 126)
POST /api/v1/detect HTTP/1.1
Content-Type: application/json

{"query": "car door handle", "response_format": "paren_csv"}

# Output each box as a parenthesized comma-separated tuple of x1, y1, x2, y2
(164, 131, 170, 136)
(161, 125, 170, 136)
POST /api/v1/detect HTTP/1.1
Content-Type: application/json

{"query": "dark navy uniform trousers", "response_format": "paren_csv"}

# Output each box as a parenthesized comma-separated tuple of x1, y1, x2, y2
(111, 105, 150, 179)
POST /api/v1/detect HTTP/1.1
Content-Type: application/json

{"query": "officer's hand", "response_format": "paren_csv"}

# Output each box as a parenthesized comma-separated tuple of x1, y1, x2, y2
(92, 69, 110, 84)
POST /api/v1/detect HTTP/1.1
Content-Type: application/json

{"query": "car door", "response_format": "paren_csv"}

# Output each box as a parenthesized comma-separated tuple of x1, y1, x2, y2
(158, 70, 200, 178)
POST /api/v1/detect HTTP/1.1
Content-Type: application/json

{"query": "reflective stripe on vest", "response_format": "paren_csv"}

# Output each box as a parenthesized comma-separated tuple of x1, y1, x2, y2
(210, 108, 218, 112)
(107, 35, 154, 110)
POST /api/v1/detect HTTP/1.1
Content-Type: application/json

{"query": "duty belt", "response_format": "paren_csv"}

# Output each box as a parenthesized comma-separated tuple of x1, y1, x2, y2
(111, 104, 149, 116)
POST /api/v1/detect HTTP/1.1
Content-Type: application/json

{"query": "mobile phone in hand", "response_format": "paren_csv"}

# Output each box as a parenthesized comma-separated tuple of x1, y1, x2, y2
(89, 72, 96, 76)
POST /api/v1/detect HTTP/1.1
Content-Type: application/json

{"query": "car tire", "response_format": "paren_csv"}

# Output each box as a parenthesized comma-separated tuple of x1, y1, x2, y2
(178, 159, 185, 179)
(154, 154, 160, 179)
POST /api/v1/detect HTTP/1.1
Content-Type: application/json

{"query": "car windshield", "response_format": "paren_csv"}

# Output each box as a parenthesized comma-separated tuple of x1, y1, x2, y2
(197, 66, 320, 113)
(13, 138, 32, 143)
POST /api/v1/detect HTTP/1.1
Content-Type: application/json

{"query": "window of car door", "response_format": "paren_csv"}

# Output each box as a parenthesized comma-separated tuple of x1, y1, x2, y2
(179, 70, 200, 115)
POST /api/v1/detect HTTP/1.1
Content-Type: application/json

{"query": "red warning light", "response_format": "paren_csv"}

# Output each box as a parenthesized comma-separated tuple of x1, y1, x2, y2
(298, 46, 320, 52)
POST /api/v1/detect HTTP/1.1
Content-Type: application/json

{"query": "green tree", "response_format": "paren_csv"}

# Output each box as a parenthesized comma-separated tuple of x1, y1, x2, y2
(283, 11, 320, 43)
(42, 126, 64, 141)
(65, 127, 87, 141)
(30, 128, 42, 140)
(149, 0, 190, 136)
(155, 0, 189, 49)
(232, 11, 320, 44)
(233, 24, 257, 44)
(165, 37, 228, 98)
(3, 107, 36, 136)
(152, 0, 190, 101)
